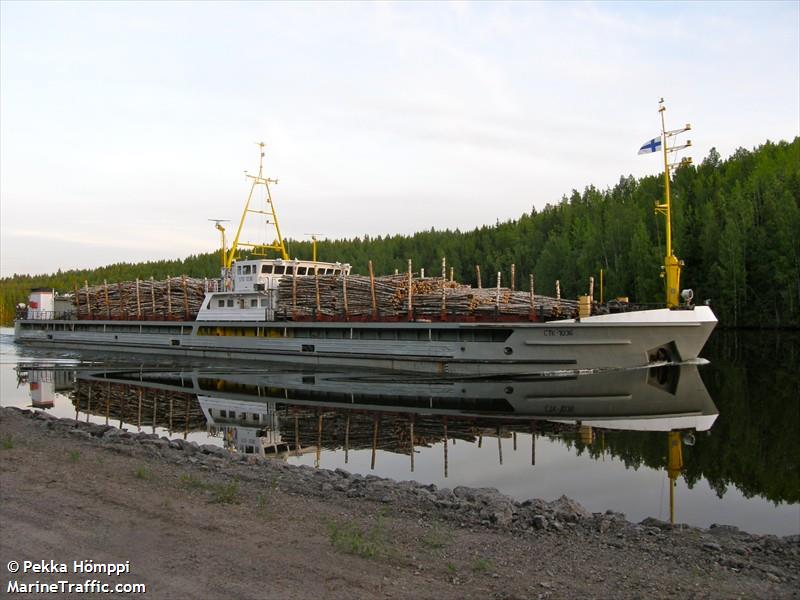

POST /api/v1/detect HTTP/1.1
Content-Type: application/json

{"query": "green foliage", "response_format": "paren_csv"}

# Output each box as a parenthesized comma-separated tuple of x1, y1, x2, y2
(419, 522, 451, 551)
(179, 473, 241, 504)
(471, 558, 493, 573)
(68, 450, 80, 462)
(134, 466, 153, 480)
(256, 492, 270, 517)
(210, 480, 241, 504)
(2, 138, 798, 327)
(1, 435, 14, 450)
(179, 473, 207, 491)
(326, 517, 387, 559)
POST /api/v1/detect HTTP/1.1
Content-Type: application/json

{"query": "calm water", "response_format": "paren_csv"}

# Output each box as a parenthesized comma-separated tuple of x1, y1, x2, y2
(1, 328, 797, 536)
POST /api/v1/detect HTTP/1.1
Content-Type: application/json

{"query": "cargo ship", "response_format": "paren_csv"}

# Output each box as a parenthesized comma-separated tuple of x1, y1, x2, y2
(14, 103, 716, 374)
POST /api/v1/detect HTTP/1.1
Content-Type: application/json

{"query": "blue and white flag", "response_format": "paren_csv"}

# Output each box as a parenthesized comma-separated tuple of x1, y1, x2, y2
(638, 136, 662, 155)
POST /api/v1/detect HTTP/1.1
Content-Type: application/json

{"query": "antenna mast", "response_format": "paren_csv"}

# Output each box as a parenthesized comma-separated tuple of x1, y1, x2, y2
(226, 142, 289, 268)
(655, 99, 692, 308)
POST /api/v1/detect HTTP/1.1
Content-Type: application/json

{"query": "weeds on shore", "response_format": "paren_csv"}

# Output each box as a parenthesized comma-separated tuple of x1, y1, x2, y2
(471, 558, 492, 573)
(179, 473, 241, 504)
(327, 516, 388, 559)
(179, 473, 206, 491)
(210, 481, 240, 504)
(68, 450, 80, 463)
(135, 466, 153, 481)
(420, 521, 451, 551)
(1, 434, 13, 450)
(256, 493, 269, 516)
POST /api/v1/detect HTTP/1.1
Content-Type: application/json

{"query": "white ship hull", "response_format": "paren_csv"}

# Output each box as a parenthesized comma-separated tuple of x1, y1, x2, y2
(14, 306, 716, 375)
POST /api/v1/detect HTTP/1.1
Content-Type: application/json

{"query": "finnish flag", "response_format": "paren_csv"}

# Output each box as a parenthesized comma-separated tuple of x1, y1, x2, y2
(638, 136, 662, 155)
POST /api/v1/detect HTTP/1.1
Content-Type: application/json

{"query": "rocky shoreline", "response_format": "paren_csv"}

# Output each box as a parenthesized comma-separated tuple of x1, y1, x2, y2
(2, 405, 798, 599)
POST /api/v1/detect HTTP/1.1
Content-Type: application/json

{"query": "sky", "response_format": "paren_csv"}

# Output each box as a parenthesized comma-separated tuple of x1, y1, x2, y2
(1, 1, 798, 277)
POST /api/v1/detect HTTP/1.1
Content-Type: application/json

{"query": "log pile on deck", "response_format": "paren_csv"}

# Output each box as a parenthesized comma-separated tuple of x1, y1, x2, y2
(276, 274, 578, 320)
(73, 277, 212, 320)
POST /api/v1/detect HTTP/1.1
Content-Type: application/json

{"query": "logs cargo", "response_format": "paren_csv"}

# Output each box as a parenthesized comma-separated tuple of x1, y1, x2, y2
(73, 276, 215, 320)
(276, 273, 580, 321)
(71, 272, 580, 322)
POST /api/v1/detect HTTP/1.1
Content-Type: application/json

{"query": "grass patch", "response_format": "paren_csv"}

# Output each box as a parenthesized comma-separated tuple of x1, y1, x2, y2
(179, 473, 209, 491)
(179, 474, 240, 504)
(68, 450, 80, 463)
(327, 517, 387, 559)
(210, 481, 240, 505)
(471, 558, 492, 573)
(1, 435, 13, 450)
(420, 522, 450, 550)
(134, 466, 153, 480)
(256, 492, 270, 517)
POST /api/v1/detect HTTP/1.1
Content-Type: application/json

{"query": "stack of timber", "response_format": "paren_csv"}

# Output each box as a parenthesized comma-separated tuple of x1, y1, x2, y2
(276, 274, 579, 320)
(73, 276, 213, 320)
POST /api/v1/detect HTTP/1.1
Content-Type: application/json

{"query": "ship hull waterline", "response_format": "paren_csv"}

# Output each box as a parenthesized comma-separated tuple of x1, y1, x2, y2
(14, 306, 717, 376)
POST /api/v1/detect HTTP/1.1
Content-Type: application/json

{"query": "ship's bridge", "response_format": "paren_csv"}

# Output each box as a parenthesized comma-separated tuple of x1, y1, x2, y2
(197, 258, 352, 322)
(228, 258, 351, 292)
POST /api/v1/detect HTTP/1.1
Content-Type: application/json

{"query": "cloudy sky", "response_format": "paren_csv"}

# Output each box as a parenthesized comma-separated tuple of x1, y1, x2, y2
(1, 1, 798, 277)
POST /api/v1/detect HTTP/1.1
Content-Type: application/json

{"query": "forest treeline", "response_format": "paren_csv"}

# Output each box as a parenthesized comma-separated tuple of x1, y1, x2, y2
(2, 137, 798, 327)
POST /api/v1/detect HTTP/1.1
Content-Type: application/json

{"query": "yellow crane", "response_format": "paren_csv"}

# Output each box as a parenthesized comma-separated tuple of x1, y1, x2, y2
(222, 142, 289, 269)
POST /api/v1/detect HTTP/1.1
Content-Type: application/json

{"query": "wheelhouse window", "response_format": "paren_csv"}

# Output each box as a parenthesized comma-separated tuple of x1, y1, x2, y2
(227, 299, 234, 307)
(297, 267, 308, 275)
(260, 299, 269, 307)
(218, 299, 225, 308)
(261, 264, 273, 274)
(273, 265, 285, 275)
(250, 299, 258, 307)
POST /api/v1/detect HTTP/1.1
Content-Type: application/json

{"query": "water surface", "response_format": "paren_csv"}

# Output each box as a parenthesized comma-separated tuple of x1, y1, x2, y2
(1, 328, 797, 535)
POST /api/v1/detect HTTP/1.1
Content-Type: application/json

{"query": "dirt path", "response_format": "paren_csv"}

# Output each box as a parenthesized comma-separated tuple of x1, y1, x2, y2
(1, 407, 797, 599)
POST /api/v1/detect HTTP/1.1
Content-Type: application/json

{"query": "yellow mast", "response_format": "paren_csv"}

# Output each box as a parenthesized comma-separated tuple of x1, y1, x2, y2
(225, 142, 289, 269)
(208, 219, 229, 267)
(654, 99, 692, 308)
(304, 233, 324, 262)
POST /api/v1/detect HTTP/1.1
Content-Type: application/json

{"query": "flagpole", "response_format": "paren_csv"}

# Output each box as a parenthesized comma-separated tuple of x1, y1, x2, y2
(659, 101, 672, 260)
(655, 99, 687, 308)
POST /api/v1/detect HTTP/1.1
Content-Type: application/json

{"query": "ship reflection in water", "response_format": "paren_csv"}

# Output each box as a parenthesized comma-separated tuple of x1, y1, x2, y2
(17, 363, 716, 525)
